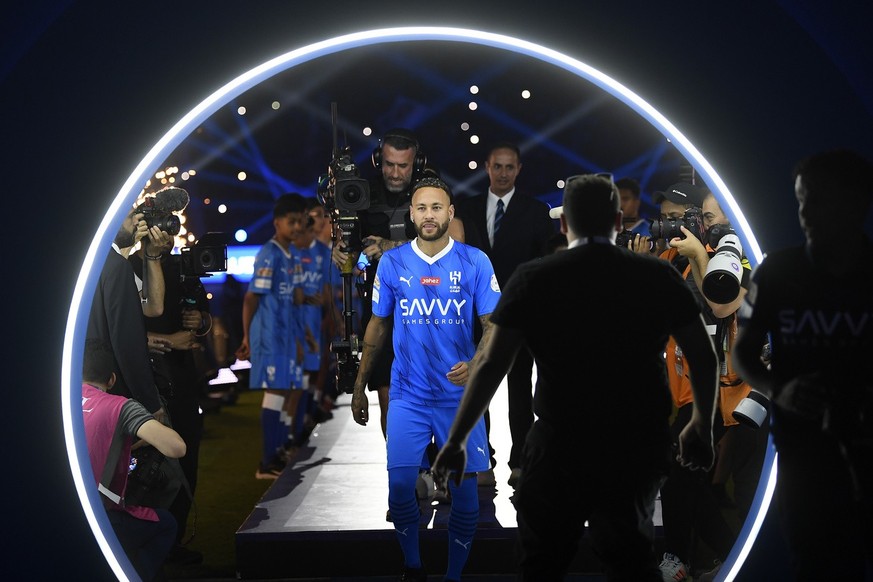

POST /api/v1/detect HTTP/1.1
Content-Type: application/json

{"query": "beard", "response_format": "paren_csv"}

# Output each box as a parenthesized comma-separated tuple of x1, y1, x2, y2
(114, 226, 136, 249)
(415, 217, 450, 242)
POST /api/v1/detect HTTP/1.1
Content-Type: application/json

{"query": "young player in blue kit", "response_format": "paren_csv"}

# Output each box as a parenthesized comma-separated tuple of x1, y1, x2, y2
(350, 175, 501, 582)
(236, 193, 307, 479)
(288, 202, 336, 448)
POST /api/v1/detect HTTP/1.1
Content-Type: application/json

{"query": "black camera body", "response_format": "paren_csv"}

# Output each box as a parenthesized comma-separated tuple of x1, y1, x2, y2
(179, 232, 229, 279)
(133, 187, 190, 236)
(650, 207, 706, 242)
(134, 198, 181, 236)
(615, 229, 653, 251)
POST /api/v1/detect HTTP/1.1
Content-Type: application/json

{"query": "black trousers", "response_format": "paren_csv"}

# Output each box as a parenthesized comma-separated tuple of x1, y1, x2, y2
(513, 421, 667, 581)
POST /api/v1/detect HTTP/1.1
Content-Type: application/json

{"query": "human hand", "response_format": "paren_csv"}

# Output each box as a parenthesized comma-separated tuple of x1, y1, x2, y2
(676, 417, 714, 472)
(351, 390, 369, 426)
(144, 226, 173, 255)
(331, 241, 349, 269)
(446, 361, 469, 386)
(181, 308, 201, 331)
(147, 334, 172, 354)
(630, 234, 654, 254)
(132, 213, 149, 245)
(670, 227, 706, 259)
(432, 440, 467, 489)
(165, 329, 200, 350)
(362, 236, 387, 263)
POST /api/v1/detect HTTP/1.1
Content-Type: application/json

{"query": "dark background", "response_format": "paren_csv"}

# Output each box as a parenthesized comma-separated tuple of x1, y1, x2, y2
(4, 2, 871, 580)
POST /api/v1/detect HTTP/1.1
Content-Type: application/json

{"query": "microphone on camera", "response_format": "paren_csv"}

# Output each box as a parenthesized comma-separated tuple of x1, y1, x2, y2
(152, 187, 190, 213)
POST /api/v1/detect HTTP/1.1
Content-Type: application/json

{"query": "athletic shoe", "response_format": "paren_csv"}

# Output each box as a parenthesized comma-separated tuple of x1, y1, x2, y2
(697, 560, 722, 582)
(476, 468, 496, 487)
(507, 467, 522, 488)
(399, 564, 427, 581)
(659, 552, 690, 581)
(255, 458, 284, 479)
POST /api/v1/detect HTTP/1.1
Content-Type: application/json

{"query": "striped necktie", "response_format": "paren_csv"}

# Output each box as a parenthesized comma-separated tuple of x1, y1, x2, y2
(494, 198, 505, 236)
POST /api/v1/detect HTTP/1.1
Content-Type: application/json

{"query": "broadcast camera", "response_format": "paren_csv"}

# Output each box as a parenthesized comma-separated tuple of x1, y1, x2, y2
(179, 232, 229, 280)
(316, 103, 368, 394)
(702, 224, 744, 304)
(649, 207, 706, 242)
(133, 186, 190, 236)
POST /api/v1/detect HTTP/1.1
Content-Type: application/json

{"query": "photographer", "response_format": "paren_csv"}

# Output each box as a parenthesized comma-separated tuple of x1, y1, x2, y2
(87, 203, 173, 421)
(82, 338, 186, 582)
(674, 191, 768, 528)
(733, 149, 873, 580)
(653, 183, 737, 581)
(130, 242, 211, 565)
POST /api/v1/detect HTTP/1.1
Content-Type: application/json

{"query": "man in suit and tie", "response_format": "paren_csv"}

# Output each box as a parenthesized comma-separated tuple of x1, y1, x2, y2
(455, 142, 556, 487)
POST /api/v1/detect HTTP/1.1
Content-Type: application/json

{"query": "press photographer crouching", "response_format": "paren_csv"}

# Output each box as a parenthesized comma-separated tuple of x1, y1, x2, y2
(82, 338, 186, 582)
(131, 226, 227, 565)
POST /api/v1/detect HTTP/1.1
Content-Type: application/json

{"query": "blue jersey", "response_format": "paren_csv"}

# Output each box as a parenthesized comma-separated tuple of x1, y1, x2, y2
(372, 238, 501, 407)
(248, 238, 301, 359)
(295, 239, 333, 371)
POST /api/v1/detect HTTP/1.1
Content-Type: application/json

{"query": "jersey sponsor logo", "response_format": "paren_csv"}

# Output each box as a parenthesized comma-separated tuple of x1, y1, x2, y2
(421, 276, 441, 286)
(399, 275, 413, 287)
(256, 267, 273, 277)
(400, 297, 467, 317)
(490, 274, 500, 292)
(372, 286, 380, 304)
(779, 308, 869, 339)
(295, 271, 323, 284)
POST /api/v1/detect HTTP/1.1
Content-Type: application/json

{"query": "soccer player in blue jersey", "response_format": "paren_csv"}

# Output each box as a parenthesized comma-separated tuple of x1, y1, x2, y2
(350, 175, 501, 582)
(289, 202, 336, 447)
(236, 193, 307, 479)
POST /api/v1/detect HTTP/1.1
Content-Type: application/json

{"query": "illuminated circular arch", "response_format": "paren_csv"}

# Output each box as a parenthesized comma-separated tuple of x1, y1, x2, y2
(61, 26, 775, 581)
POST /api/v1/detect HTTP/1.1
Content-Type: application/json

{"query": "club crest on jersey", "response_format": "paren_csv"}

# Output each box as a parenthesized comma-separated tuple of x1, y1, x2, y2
(449, 270, 462, 293)
(421, 276, 441, 286)
(490, 274, 500, 292)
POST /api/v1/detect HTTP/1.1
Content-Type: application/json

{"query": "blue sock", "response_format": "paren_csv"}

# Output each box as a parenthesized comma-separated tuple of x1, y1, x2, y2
(260, 393, 285, 465)
(446, 475, 478, 580)
(388, 466, 421, 569)
(294, 391, 313, 441)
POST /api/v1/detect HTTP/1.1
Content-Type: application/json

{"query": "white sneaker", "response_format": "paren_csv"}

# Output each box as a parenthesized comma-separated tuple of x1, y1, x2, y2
(659, 552, 690, 582)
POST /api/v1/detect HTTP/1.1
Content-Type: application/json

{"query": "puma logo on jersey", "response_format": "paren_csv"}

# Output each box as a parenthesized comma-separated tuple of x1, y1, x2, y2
(399, 275, 413, 287)
(454, 538, 471, 550)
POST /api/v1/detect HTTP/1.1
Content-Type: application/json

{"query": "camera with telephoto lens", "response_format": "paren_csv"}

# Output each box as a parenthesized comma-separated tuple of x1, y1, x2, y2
(649, 207, 706, 242)
(702, 224, 744, 304)
(179, 232, 229, 279)
(318, 146, 370, 214)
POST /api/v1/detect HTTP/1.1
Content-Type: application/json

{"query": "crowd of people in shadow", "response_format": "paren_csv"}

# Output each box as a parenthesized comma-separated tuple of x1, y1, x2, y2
(80, 141, 872, 581)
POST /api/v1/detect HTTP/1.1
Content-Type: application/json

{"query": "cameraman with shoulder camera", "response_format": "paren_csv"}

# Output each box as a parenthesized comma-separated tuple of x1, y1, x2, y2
(653, 183, 738, 582)
(331, 128, 462, 438)
(733, 149, 873, 581)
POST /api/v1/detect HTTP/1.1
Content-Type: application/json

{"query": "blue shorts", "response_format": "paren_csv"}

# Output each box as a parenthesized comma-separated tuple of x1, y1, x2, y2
(386, 398, 489, 473)
(249, 353, 303, 390)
